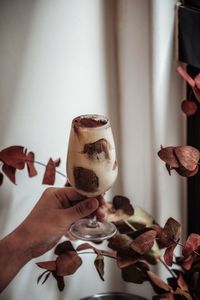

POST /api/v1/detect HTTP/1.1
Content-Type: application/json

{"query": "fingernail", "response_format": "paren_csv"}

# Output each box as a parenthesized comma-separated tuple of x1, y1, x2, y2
(86, 198, 98, 210)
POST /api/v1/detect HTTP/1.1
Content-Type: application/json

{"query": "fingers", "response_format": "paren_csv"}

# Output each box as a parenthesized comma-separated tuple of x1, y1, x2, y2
(42, 188, 106, 229)
(97, 194, 106, 207)
(96, 207, 105, 221)
(62, 198, 99, 228)
(43, 187, 86, 209)
(44, 187, 106, 210)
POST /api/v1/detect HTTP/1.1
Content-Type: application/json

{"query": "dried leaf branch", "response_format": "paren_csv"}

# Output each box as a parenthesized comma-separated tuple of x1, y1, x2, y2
(36, 198, 200, 300)
(0, 145, 66, 186)
(1, 141, 200, 299)
(158, 145, 200, 177)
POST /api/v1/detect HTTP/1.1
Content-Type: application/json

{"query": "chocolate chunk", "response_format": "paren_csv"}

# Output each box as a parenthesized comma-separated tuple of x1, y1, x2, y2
(73, 167, 99, 192)
(83, 138, 110, 160)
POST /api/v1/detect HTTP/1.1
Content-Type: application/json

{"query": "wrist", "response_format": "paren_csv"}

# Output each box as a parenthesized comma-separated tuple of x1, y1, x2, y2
(0, 227, 32, 292)
(1, 227, 32, 266)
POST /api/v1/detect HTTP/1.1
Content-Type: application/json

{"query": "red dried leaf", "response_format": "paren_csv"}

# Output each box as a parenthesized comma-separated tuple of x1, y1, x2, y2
(94, 254, 104, 281)
(128, 227, 151, 238)
(166, 163, 173, 175)
(113, 220, 135, 234)
(174, 146, 199, 171)
(176, 66, 195, 88)
(54, 158, 61, 167)
(151, 224, 163, 239)
(158, 146, 179, 168)
(122, 261, 148, 284)
(177, 273, 188, 292)
(143, 253, 158, 265)
(54, 241, 75, 255)
(52, 272, 65, 291)
(194, 73, 200, 89)
(0, 146, 26, 169)
(181, 100, 198, 116)
(76, 242, 102, 256)
(108, 234, 134, 255)
(160, 218, 181, 247)
(117, 255, 138, 269)
(152, 293, 174, 300)
(181, 256, 195, 271)
(176, 65, 200, 103)
(26, 151, 37, 177)
(64, 180, 71, 187)
(0, 172, 3, 186)
(76, 242, 116, 258)
(130, 230, 156, 255)
(76, 242, 97, 252)
(193, 86, 200, 102)
(112, 195, 134, 215)
(147, 270, 172, 293)
(182, 233, 200, 258)
(175, 165, 199, 177)
(174, 288, 193, 300)
(163, 242, 177, 266)
(101, 250, 117, 259)
(2, 164, 16, 184)
(36, 260, 56, 271)
(56, 251, 82, 276)
(42, 158, 56, 185)
(194, 74, 200, 102)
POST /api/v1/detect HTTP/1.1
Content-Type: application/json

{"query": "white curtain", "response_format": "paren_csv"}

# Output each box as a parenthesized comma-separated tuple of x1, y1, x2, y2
(117, 0, 186, 285)
(0, 0, 185, 299)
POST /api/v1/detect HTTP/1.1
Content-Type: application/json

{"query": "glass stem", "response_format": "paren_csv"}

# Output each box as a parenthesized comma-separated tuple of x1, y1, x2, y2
(88, 215, 99, 228)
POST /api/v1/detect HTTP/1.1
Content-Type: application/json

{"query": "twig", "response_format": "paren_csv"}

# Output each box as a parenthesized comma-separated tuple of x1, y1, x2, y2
(124, 220, 137, 232)
(176, 241, 200, 257)
(158, 257, 177, 278)
(176, 66, 195, 88)
(78, 251, 116, 260)
(28, 159, 67, 179)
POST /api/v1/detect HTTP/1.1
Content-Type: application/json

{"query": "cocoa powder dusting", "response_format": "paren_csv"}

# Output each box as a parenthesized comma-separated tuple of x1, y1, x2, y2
(73, 117, 107, 130)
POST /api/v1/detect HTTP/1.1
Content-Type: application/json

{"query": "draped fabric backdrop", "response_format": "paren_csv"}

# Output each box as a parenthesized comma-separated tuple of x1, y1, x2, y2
(0, 1, 185, 299)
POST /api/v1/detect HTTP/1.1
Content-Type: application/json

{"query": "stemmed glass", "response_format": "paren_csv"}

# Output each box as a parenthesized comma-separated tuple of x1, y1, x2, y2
(66, 114, 118, 241)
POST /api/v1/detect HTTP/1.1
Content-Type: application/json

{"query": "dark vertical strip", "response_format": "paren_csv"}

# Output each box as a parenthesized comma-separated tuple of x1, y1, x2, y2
(187, 65, 200, 234)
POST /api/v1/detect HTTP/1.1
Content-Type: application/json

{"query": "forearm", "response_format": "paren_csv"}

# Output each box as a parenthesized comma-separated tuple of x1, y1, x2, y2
(0, 228, 32, 293)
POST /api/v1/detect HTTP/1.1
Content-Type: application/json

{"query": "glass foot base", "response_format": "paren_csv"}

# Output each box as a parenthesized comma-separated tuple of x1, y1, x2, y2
(69, 219, 117, 241)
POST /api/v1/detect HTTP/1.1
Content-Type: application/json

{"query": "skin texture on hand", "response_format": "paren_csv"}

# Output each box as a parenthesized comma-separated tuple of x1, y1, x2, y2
(0, 187, 105, 292)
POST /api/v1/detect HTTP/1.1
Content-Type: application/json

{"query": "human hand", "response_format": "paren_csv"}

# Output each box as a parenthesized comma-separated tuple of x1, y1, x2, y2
(13, 187, 105, 259)
(0, 187, 105, 292)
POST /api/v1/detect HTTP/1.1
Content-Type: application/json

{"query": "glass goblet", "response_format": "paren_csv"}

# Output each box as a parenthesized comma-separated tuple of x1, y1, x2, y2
(67, 114, 118, 241)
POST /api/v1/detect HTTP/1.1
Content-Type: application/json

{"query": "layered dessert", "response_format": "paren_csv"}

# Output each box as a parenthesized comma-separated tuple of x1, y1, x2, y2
(67, 114, 118, 197)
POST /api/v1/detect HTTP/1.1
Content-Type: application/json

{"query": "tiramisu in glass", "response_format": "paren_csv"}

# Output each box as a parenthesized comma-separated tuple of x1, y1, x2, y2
(67, 114, 118, 241)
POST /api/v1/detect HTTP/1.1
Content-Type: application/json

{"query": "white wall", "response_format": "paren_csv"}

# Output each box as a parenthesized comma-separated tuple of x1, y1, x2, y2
(0, 0, 186, 299)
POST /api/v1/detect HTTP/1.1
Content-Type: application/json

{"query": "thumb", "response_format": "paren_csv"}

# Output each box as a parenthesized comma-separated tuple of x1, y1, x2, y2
(63, 198, 99, 227)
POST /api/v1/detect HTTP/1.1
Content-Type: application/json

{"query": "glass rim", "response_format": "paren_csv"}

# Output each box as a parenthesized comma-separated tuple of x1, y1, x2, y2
(72, 114, 110, 129)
